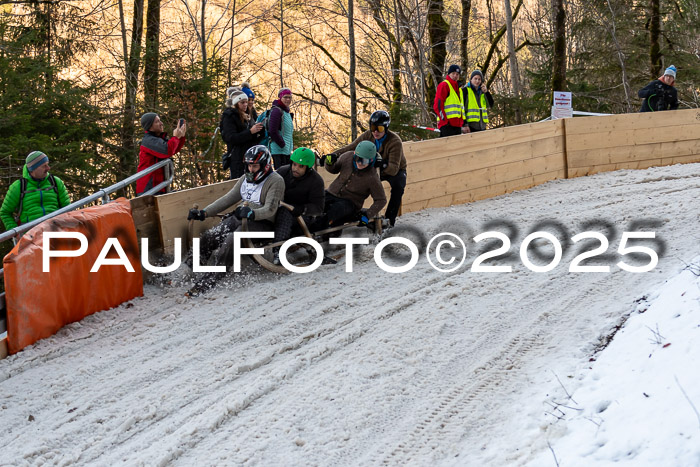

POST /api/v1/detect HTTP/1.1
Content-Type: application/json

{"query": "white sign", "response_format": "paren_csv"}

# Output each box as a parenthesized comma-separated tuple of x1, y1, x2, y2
(551, 106, 573, 120)
(553, 91, 572, 109)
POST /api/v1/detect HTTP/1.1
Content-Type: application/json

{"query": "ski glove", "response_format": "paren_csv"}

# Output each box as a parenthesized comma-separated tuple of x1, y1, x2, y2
(359, 215, 370, 227)
(234, 206, 255, 221)
(322, 153, 338, 166)
(375, 157, 389, 170)
(188, 209, 206, 221)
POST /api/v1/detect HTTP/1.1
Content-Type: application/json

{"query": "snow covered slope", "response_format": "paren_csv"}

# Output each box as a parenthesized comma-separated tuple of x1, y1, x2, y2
(0, 163, 698, 466)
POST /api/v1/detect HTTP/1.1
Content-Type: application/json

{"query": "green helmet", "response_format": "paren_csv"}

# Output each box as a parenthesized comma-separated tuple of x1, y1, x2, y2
(291, 147, 316, 168)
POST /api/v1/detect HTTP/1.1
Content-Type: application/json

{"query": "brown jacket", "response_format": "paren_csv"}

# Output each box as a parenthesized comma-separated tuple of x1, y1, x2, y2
(334, 130, 407, 177)
(325, 152, 387, 218)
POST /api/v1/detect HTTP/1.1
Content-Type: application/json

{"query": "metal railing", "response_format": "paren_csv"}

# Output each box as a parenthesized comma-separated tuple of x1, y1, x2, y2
(539, 110, 613, 122)
(0, 158, 173, 244)
(0, 159, 174, 341)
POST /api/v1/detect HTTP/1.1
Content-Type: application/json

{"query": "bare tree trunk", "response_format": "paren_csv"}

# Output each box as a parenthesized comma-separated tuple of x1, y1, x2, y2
(227, 0, 237, 86)
(201, 0, 207, 77)
(605, 0, 631, 110)
(44, 2, 53, 91)
(370, 0, 402, 120)
(117, 0, 129, 73)
(504, 0, 522, 124)
(119, 0, 144, 185)
(280, 0, 284, 87)
(460, 0, 472, 74)
(348, 0, 357, 139)
(649, 0, 661, 78)
(426, 0, 449, 107)
(551, 0, 567, 92)
(144, 0, 161, 110)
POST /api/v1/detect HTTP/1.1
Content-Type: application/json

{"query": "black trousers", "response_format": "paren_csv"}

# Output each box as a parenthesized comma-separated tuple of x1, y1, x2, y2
(381, 169, 407, 226)
(273, 208, 323, 242)
(439, 125, 462, 138)
(272, 153, 290, 170)
(229, 155, 245, 180)
(324, 192, 358, 227)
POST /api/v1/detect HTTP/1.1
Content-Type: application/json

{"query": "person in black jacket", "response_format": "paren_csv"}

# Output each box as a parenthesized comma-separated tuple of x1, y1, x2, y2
(638, 65, 679, 113)
(272, 148, 325, 264)
(220, 88, 264, 179)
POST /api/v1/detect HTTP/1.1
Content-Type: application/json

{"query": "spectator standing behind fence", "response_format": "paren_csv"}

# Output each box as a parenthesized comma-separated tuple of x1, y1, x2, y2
(434, 65, 466, 138)
(638, 65, 679, 113)
(136, 112, 186, 195)
(1, 151, 71, 231)
(241, 82, 258, 121)
(268, 88, 295, 169)
(220, 88, 264, 179)
(463, 70, 494, 133)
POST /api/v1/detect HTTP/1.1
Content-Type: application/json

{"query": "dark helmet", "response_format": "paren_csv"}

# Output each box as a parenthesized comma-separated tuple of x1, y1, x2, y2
(369, 110, 391, 131)
(243, 145, 272, 183)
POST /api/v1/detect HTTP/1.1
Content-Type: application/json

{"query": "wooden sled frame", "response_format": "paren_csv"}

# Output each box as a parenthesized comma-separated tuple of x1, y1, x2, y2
(187, 201, 384, 274)
(241, 201, 384, 274)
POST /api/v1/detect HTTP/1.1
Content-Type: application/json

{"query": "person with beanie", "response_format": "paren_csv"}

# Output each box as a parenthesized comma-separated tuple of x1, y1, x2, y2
(434, 65, 467, 138)
(240, 82, 258, 121)
(268, 87, 295, 168)
(220, 88, 264, 179)
(638, 65, 679, 113)
(136, 112, 186, 195)
(462, 69, 494, 133)
(1, 151, 71, 231)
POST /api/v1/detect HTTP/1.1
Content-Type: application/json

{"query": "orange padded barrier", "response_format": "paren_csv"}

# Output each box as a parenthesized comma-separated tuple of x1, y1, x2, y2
(3, 198, 143, 354)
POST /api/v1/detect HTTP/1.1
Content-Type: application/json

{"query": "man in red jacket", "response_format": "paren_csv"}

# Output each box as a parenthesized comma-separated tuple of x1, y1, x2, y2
(136, 112, 186, 195)
(433, 64, 466, 138)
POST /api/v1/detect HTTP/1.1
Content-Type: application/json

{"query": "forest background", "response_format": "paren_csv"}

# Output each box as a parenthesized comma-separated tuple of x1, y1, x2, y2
(0, 0, 697, 205)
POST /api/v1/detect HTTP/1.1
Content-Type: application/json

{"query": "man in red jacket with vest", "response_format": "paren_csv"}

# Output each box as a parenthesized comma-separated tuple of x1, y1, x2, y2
(136, 112, 186, 195)
(433, 64, 466, 138)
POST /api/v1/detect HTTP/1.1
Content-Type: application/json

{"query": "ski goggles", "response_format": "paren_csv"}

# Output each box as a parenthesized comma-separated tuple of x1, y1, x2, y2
(354, 155, 373, 165)
(370, 124, 386, 133)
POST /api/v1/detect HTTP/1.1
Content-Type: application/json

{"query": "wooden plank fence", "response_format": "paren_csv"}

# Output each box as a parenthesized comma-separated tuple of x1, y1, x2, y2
(136, 108, 700, 254)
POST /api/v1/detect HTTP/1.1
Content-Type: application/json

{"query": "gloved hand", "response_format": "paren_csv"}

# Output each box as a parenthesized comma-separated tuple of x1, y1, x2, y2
(359, 215, 370, 227)
(375, 157, 389, 170)
(234, 206, 255, 220)
(322, 153, 338, 166)
(291, 204, 304, 217)
(188, 208, 206, 221)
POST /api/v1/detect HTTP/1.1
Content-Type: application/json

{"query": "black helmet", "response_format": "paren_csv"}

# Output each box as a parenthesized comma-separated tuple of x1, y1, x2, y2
(243, 145, 272, 183)
(369, 110, 390, 132)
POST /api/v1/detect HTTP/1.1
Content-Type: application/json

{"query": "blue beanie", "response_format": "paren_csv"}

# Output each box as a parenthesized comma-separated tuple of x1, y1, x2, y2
(242, 82, 256, 100)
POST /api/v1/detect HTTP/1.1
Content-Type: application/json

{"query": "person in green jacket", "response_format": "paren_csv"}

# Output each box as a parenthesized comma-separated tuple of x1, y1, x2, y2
(0, 151, 71, 231)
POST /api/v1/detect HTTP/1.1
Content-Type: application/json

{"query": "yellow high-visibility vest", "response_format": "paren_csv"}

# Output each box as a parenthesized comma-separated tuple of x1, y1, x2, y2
(441, 81, 465, 121)
(465, 85, 489, 126)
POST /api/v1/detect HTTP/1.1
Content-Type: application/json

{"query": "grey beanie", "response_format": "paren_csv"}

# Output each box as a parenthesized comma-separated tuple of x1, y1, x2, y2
(140, 112, 158, 130)
(470, 70, 484, 80)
